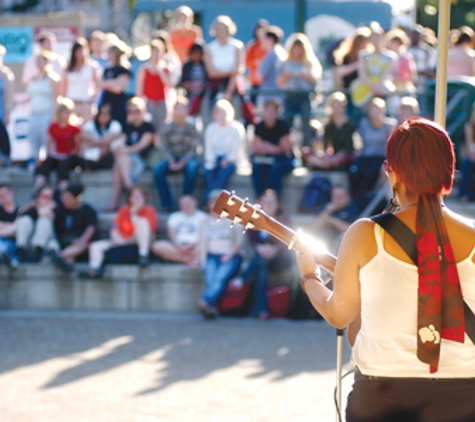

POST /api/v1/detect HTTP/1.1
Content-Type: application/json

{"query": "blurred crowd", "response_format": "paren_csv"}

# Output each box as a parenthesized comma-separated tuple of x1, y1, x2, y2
(1, 6, 475, 319)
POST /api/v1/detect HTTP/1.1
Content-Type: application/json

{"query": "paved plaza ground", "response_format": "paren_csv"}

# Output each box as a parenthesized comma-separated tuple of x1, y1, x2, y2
(0, 311, 353, 422)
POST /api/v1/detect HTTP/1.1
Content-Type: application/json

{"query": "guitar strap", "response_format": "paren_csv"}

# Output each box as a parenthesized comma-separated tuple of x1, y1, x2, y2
(371, 213, 475, 345)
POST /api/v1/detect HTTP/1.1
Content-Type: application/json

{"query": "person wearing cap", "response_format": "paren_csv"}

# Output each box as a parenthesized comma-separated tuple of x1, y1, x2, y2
(50, 184, 98, 273)
(196, 189, 243, 319)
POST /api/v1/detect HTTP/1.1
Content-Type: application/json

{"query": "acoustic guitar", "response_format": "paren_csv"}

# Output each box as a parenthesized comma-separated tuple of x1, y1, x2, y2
(212, 190, 361, 344)
(212, 190, 337, 274)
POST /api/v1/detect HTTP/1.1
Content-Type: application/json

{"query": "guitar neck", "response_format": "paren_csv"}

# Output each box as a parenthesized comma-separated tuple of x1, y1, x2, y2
(211, 190, 337, 274)
(263, 214, 337, 274)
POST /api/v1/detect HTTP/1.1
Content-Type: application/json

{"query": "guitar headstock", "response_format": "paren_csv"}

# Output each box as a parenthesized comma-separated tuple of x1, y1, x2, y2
(212, 190, 269, 233)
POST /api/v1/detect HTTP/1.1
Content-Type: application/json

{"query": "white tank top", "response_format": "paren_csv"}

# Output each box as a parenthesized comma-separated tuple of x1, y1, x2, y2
(353, 224, 475, 378)
(207, 38, 242, 73)
(66, 63, 96, 102)
(27, 76, 53, 114)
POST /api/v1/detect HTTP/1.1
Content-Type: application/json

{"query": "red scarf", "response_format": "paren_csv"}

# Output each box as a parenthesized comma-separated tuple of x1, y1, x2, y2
(416, 194, 465, 373)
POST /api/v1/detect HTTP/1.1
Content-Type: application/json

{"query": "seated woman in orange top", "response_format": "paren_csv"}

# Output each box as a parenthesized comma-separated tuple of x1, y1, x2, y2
(79, 185, 157, 278)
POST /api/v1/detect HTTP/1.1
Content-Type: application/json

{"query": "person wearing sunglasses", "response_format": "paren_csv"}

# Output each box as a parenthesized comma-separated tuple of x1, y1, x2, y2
(103, 96, 156, 211)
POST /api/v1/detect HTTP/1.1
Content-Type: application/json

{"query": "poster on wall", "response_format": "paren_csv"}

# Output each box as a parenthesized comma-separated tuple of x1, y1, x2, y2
(34, 26, 79, 58)
(0, 27, 33, 63)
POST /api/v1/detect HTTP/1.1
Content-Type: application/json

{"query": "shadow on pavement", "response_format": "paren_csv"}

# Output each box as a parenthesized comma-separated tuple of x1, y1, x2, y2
(0, 313, 351, 393)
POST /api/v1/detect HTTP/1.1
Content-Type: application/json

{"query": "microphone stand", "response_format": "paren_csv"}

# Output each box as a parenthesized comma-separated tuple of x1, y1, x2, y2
(335, 328, 344, 422)
(317, 262, 344, 422)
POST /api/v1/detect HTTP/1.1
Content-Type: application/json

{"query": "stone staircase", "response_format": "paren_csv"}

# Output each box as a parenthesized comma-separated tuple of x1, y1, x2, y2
(1, 166, 474, 314)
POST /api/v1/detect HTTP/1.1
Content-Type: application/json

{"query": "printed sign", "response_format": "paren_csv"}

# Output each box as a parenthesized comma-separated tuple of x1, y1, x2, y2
(0, 27, 33, 63)
(34, 26, 79, 43)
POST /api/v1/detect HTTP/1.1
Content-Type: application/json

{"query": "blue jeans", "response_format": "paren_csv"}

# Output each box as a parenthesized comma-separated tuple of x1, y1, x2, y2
(251, 156, 294, 198)
(284, 93, 312, 147)
(202, 254, 242, 307)
(460, 157, 475, 200)
(153, 157, 201, 209)
(240, 253, 270, 316)
(203, 162, 236, 199)
(0, 238, 16, 262)
(240, 249, 293, 316)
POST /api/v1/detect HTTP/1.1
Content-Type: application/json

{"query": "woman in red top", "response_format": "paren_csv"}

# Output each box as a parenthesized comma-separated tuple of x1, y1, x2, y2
(79, 185, 158, 278)
(245, 19, 269, 103)
(34, 97, 82, 192)
(136, 39, 173, 136)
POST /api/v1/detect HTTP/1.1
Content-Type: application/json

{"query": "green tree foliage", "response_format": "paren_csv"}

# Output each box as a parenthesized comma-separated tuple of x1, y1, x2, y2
(6, 0, 39, 12)
(417, 0, 475, 33)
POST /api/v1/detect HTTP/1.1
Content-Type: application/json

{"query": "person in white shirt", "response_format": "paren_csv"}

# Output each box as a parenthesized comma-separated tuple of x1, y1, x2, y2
(297, 119, 475, 421)
(204, 15, 244, 102)
(79, 103, 123, 170)
(151, 195, 206, 267)
(203, 99, 245, 200)
(26, 51, 60, 167)
(197, 189, 243, 319)
(22, 32, 66, 86)
(62, 37, 99, 123)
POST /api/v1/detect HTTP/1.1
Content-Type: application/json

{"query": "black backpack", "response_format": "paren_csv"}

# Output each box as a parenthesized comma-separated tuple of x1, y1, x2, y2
(298, 176, 332, 214)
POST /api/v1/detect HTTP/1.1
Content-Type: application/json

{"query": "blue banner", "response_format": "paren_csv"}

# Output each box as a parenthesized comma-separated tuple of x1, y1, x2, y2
(0, 27, 33, 63)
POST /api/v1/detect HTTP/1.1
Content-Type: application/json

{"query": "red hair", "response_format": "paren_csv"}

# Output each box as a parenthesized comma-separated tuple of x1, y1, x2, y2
(386, 118, 455, 196)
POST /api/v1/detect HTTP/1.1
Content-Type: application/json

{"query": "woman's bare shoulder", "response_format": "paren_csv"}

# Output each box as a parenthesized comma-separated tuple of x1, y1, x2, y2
(339, 218, 378, 266)
(445, 207, 475, 232)
(444, 208, 475, 259)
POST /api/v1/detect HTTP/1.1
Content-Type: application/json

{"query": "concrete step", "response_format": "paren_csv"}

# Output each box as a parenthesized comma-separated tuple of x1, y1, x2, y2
(0, 260, 299, 313)
(0, 167, 350, 215)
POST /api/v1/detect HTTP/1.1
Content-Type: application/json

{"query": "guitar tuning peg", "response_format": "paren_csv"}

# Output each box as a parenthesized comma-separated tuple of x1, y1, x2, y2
(217, 210, 229, 222)
(226, 191, 236, 206)
(242, 222, 255, 233)
(239, 198, 249, 213)
(251, 204, 261, 219)
(230, 216, 242, 228)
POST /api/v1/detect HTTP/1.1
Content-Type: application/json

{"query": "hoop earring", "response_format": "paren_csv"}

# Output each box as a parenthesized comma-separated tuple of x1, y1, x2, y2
(384, 187, 400, 213)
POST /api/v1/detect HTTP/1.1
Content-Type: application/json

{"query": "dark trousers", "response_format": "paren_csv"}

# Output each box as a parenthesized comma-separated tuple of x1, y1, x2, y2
(204, 157, 236, 201)
(36, 155, 84, 182)
(153, 157, 201, 210)
(460, 157, 475, 200)
(346, 374, 475, 422)
(240, 250, 292, 316)
(349, 155, 385, 199)
(284, 93, 312, 147)
(251, 156, 294, 198)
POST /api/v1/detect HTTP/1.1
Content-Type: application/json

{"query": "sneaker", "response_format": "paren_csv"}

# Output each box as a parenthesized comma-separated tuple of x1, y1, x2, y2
(138, 254, 149, 268)
(29, 247, 43, 263)
(257, 311, 271, 321)
(49, 251, 74, 274)
(77, 268, 104, 279)
(197, 300, 217, 320)
(1, 251, 18, 270)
